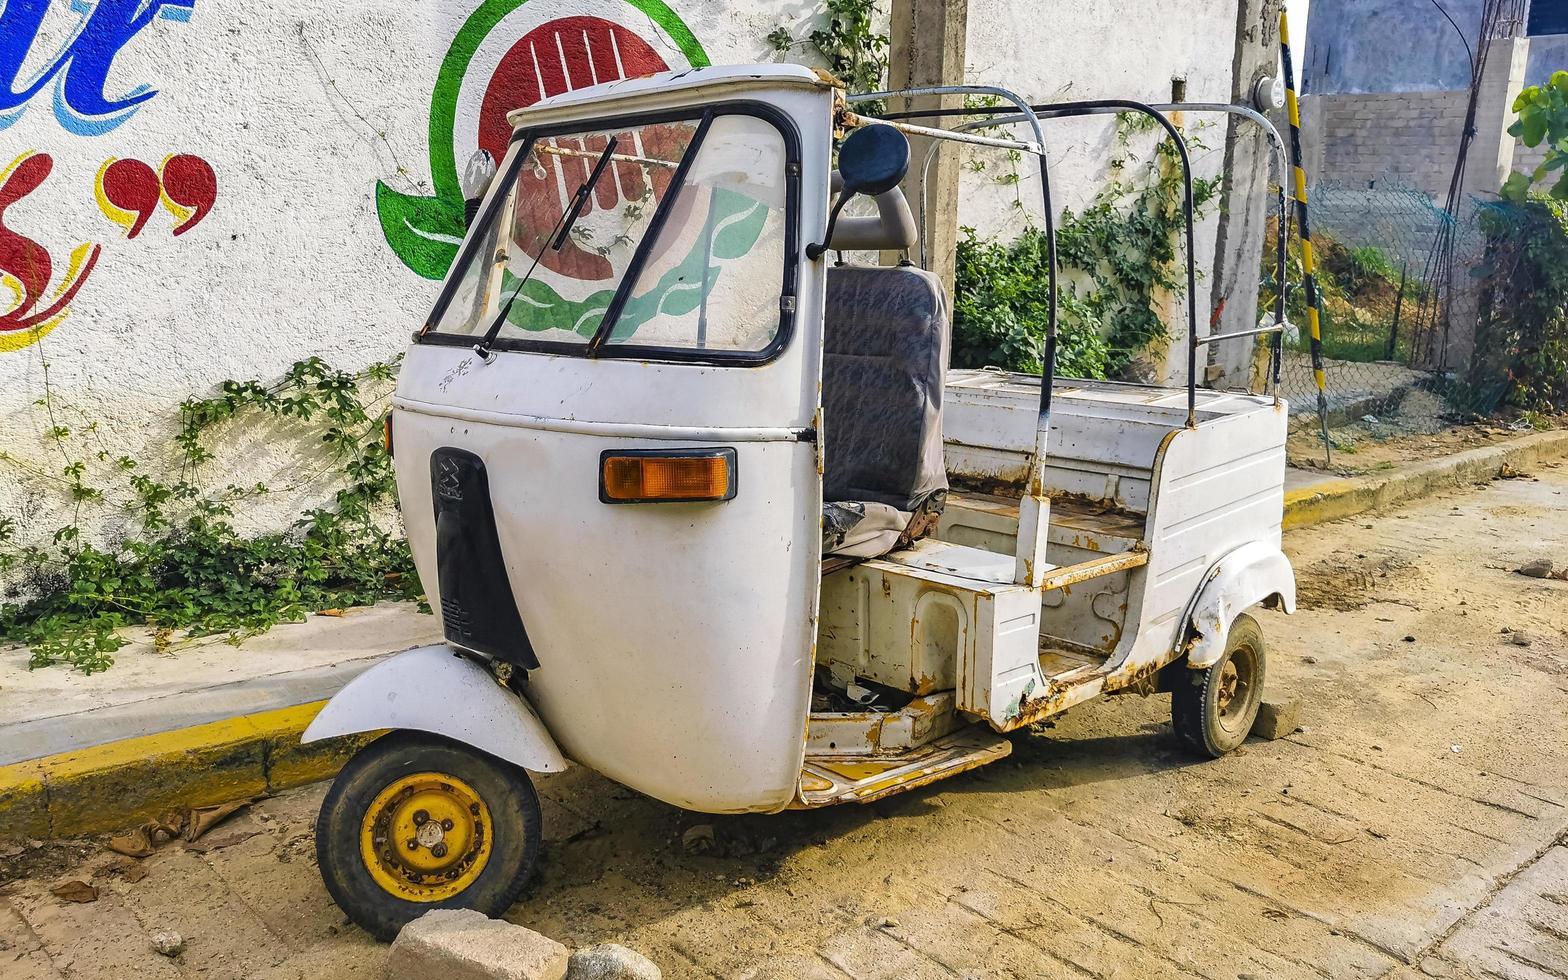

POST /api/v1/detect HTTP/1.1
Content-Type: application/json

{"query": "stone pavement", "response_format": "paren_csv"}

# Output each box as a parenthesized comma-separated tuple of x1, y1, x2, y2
(4, 466, 1568, 978)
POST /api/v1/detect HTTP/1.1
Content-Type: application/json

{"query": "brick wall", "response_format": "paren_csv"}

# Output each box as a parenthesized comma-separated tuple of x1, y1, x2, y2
(1299, 90, 1471, 201)
(1302, 88, 1552, 202)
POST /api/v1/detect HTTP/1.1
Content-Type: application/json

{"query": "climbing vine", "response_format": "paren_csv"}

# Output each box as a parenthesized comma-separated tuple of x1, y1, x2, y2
(954, 118, 1221, 378)
(766, 0, 888, 105)
(0, 357, 422, 674)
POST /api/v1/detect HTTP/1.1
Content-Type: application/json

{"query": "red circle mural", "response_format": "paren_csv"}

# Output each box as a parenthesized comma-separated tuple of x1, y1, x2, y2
(477, 17, 676, 282)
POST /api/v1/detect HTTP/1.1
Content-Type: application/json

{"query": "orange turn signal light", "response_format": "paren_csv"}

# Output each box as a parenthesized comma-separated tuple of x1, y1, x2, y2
(600, 449, 737, 504)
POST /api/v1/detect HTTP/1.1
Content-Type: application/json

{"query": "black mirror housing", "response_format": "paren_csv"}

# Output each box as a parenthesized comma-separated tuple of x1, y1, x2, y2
(838, 124, 910, 197)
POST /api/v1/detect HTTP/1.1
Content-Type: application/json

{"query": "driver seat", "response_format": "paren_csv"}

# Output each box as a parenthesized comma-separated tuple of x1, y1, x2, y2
(821, 263, 950, 560)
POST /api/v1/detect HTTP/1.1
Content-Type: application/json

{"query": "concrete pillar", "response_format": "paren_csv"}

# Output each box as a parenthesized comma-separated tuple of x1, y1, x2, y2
(1467, 36, 1533, 199)
(1209, 0, 1284, 392)
(885, 0, 969, 298)
(1445, 34, 1531, 372)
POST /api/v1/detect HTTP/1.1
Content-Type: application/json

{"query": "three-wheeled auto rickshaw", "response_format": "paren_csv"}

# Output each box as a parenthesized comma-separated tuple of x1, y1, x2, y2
(303, 64, 1299, 938)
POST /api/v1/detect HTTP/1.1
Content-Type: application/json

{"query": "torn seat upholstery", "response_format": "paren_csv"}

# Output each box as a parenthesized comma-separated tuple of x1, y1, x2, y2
(821, 264, 950, 559)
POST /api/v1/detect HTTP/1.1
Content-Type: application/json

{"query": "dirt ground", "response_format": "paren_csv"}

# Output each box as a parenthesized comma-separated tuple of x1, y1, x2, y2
(6, 467, 1568, 979)
(1287, 413, 1562, 477)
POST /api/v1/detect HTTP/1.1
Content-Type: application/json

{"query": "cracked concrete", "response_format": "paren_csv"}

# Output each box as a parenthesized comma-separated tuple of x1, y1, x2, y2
(3, 463, 1568, 979)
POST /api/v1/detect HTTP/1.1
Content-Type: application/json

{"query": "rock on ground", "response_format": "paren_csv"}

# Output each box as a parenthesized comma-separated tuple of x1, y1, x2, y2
(386, 909, 568, 980)
(149, 929, 185, 957)
(1251, 699, 1302, 740)
(1517, 558, 1556, 578)
(567, 942, 661, 979)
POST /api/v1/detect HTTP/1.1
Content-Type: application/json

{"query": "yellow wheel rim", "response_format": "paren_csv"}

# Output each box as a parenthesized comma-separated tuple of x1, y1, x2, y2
(359, 772, 493, 902)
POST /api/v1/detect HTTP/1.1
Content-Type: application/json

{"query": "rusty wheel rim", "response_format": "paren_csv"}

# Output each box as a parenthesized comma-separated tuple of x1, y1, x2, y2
(359, 772, 492, 902)
(1215, 647, 1257, 735)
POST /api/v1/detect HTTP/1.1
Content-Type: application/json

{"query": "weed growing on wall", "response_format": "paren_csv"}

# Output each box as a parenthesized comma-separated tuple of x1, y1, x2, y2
(767, 0, 888, 105)
(0, 357, 422, 673)
(953, 121, 1221, 378)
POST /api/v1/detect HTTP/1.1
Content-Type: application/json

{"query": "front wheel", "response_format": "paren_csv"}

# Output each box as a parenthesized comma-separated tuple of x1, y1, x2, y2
(315, 731, 543, 941)
(1171, 613, 1268, 758)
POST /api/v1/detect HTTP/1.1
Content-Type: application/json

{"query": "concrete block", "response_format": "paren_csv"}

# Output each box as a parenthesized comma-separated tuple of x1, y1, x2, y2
(387, 909, 569, 980)
(567, 943, 661, 980)
(1252, 700, 1303, 741)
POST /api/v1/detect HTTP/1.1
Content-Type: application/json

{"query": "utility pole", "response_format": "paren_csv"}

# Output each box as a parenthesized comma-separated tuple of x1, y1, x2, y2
(885, 0, 970, 298)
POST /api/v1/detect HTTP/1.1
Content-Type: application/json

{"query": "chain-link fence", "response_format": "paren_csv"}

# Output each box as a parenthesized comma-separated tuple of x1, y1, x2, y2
(1265, 174, 1515, 447)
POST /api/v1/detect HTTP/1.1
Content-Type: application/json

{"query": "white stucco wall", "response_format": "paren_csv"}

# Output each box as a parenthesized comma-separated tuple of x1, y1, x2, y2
(0, 0, 1241, 553)
(960, 0, 1239, 379)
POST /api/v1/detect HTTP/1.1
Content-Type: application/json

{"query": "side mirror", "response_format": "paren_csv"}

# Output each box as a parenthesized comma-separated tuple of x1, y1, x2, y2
(807, 125, 911, 260)
(461, 149, 498, 228)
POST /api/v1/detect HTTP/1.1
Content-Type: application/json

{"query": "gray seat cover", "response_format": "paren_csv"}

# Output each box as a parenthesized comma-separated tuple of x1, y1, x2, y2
(821, 264, 950, 559)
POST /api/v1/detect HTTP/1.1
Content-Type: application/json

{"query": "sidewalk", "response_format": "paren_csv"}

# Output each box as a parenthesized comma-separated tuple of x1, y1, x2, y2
(0, 603, 439, 765)
(0, 604, 439, 839)
(3, 426, 1566, 842)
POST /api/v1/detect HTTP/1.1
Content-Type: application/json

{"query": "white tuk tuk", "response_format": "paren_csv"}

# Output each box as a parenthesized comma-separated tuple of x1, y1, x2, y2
(303, 64, 1298, 938)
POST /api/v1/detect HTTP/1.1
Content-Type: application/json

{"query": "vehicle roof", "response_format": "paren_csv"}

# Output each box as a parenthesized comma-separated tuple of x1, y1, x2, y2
(506, 63, 834, 129)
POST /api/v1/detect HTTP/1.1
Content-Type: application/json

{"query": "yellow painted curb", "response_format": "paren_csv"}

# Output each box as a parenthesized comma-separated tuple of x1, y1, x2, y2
(1283, 428, 1568, 531)
(0, 701, 378, 842)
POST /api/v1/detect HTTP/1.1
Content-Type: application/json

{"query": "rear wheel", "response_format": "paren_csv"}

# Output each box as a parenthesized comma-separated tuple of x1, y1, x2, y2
(315, 731, 542, 941)
(1171, 613, 1267, 758)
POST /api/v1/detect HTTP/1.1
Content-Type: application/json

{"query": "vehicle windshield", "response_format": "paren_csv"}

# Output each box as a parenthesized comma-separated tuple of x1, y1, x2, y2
(427, 111, 791, 356)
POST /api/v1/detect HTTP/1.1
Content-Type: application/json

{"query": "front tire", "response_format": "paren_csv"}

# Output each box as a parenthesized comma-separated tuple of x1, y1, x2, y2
(315, 731, 542, 941)
(1171, 613, 1268, 758)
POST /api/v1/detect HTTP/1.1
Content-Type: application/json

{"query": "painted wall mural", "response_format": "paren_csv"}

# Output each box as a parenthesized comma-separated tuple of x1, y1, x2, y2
(0, 0, 217, 353)
(378, 0, 709, 281)
(0, 0, 196, 135)
(0, 151, 100, 351)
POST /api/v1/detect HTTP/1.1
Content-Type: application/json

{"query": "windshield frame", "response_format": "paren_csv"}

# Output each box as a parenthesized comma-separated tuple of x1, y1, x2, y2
(418, 100, 803, 366)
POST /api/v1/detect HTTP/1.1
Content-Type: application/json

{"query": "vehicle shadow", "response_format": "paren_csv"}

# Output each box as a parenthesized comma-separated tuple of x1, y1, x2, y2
(506, 709, 1205, 946)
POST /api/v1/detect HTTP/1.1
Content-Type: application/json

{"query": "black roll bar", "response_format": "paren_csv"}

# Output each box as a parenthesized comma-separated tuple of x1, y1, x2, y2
(873, 98, 1290, 427)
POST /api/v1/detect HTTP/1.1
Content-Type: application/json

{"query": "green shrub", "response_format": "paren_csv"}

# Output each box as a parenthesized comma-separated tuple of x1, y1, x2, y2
(953, 228, 1112, 379)
(0, 357, 423, 673)
(953, 130, 1219, 379)
(1470, 196, 1568, 410)
(1502, 71, 1568, 202)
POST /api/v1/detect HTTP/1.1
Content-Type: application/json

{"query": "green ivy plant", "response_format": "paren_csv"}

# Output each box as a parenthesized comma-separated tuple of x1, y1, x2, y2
(767, 0, 888, 105)
(1502, 71, 1568, 202)
(954, 119, 1221, 378)
(0, 357, 423, 674)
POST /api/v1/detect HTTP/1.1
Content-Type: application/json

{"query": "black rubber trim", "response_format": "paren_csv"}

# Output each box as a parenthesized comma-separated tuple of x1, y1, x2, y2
(430, 448, 538, 668)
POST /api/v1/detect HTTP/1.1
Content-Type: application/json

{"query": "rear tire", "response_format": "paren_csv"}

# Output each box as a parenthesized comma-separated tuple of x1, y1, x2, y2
(315, 731, 542, 941)
(1171, 613, 1267, 758)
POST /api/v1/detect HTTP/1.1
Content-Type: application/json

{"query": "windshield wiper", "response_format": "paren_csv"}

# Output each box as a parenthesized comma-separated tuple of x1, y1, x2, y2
(475, 136, 618, 361)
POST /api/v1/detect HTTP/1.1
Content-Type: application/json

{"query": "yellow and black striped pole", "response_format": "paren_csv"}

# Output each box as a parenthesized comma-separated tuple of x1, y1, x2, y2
(1280, 8, 1333, 464)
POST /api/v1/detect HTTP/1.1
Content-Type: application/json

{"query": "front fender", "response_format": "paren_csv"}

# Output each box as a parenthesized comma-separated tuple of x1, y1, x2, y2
(1183, 542, 1297, 670)
(301, 645, 568, 773)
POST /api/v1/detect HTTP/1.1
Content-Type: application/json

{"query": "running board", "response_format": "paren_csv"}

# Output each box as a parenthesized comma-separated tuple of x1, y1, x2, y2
(792, 726, 1012, 808)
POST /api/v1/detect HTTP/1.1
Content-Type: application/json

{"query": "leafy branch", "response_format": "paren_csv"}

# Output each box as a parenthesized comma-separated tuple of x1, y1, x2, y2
(1502, 71, 1568, 202)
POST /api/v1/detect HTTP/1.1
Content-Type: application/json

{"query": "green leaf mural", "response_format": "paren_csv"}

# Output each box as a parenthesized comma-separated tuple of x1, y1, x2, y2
(380, 0, 710, 280)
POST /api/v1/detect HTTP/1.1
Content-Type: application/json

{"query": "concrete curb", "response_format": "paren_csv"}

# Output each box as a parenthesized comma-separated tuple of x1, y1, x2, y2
(1283, 428, 1568, 531)
(4, 429, 1564, 843)
(0, 701, 376, 842)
